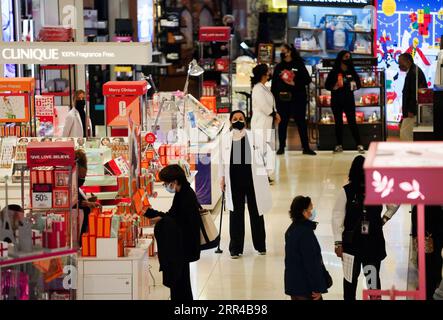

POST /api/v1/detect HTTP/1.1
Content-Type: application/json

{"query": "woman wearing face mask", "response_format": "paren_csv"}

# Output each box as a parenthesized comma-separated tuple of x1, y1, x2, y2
(75, 149, 100, 240)
(285, 196, 328, 300)
(143, 165, 201, 300)
(325, 51, 364, 154)
(251, 64, 281, 182)
(332, 156, 400, 300)
(63, 90, 87, 137)
(271, 44, 315, 156)
(219, 110, 273, 259)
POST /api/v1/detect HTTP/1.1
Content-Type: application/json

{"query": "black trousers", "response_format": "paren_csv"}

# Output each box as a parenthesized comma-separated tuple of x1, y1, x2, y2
(170, 263, 193, 301)
(276, 99, 310, 151)
(343, 256, 381, 300)
(332, 104, 361, 147)
(229, 181, 266, 255)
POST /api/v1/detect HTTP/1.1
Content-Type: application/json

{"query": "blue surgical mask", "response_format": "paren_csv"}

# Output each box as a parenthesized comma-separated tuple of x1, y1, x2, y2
(309, 209, 318, 221)
(165, 183, 176, 194)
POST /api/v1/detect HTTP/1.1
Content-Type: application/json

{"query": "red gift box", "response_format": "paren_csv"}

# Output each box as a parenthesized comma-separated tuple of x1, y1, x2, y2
(81, 233, 89, 256)
(97, 216, 105, 238)
(31, 170, 53, 185)
(103, 216, 112, 238)
(418, 88, 433, 104)
(215, 58, 229, 72)
(280, 69, 295, 83)
(53, 189, 70, 208)
(88, 213, 97, 236)
(89, 236, 96, 257)
(32, 230, 42, 246)
(42, 230, 66, 249)
(0, 241, 8, 258)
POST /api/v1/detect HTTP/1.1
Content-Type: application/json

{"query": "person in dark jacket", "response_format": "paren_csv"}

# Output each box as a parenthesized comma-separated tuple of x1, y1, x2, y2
(271, 44, 316, 156)
(144, 165, 201, 300)
(332, 156, 399, 300)
(411, 205, 443, 300)
(325, 51, 364, 154)
(285, 196, 328, 300)
(398, 53, 428, 141)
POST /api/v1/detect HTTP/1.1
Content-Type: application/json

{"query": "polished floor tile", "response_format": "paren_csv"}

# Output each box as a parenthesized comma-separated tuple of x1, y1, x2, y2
(147, 151, 411, 300)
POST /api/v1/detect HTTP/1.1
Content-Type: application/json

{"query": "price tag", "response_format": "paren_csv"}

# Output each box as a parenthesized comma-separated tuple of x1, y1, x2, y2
(32, 184, 53, 209)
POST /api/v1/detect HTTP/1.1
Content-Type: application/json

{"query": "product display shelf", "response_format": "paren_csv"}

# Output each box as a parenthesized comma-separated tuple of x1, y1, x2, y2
(1, 141, 78, 300)
(287, 0, 376, 59)
(0, 248, 77, 268)
(38, 64, 76, 108)
(315, 66, 386, 150)
(198, 27, 233, 114)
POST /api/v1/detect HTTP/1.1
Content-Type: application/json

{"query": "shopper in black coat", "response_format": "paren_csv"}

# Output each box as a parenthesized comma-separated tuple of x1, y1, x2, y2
(399, 53, 427, 119)
(271, 44, 316, 156)
(332, 156, 399, 300)
(411, 205, 443, 300)
(325, 50, 364, 153)
(285, 196, 328, 300)
(144, 165, 201, 300)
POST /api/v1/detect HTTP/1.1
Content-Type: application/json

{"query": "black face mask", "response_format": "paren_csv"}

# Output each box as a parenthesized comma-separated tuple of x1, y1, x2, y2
(78, 177, 86, 188)
(280, 52, 287, 61)
(76, 100, 86, 110)
(232, 121, 245, 131)
(342, 59, 352, 66)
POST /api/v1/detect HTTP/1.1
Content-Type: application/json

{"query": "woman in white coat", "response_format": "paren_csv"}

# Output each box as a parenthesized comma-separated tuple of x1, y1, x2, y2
(219, 110, 274, 259)
(250, 64, 281, 182)
(62, 90, 86, 137)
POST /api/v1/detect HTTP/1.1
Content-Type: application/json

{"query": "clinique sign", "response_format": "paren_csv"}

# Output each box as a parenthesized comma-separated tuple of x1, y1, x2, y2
(2, 48, 60, 62)
(1, 48, 117, 62)
(0, 42, 152, 65)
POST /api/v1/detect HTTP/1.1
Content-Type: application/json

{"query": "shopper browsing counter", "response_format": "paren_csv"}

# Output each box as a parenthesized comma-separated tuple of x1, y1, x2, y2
(63, 90, 87, 138)
(144, 165, 201, 301)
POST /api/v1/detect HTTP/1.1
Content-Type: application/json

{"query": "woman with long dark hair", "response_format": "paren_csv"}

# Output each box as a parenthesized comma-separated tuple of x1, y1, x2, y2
(325, 51, 364, 153)
(332, 156, 399, 300)
(271, 44, 315, 156)
(285, 196, 328, 300)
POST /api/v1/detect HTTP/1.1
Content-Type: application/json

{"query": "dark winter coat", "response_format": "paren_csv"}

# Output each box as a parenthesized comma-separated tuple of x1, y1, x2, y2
(285, 220, 328, 296)
(325, 66, 361, 109)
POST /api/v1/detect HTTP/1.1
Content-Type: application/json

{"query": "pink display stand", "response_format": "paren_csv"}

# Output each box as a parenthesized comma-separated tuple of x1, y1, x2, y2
(364, 141, 443, 300)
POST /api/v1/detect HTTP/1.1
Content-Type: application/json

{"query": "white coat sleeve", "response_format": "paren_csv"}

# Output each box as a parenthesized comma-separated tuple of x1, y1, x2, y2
(252, 86, 274, 117)
(332, 189, 347, 244)
(62, 112, 74, 137)
(218, 135, 225, 179)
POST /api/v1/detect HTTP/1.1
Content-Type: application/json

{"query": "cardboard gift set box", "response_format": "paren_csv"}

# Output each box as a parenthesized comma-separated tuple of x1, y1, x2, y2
(31, 169, 73, 209)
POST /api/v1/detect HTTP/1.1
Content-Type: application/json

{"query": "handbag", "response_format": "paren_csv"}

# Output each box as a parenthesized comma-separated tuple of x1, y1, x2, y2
(199, 208, 220, 250)
(279, 92, 292, 102)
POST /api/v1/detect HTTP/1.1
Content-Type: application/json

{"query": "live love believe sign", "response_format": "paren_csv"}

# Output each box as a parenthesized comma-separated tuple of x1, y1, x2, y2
(288, 0, 372, 7)
(27, 141, 75, 168)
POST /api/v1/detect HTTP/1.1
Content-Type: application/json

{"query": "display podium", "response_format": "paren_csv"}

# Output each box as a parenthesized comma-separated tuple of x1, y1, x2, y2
(364, 141, 443, 300)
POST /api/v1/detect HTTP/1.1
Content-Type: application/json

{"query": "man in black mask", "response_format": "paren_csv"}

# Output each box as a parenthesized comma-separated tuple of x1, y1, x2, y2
(398, 53, 427, 141)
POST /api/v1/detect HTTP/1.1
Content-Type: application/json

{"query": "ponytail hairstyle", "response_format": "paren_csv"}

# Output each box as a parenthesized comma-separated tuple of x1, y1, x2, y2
(289, 196, 312, 223)
(251, 64, 269, 88)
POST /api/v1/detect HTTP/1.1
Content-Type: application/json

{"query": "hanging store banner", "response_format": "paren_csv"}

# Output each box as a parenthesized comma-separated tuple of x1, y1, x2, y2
(0, 42, 152, 65)
(288, 0, 372, 7)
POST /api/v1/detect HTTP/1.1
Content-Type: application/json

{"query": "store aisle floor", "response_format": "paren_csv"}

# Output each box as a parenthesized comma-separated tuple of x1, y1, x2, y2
(147, 152, 411, 300)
